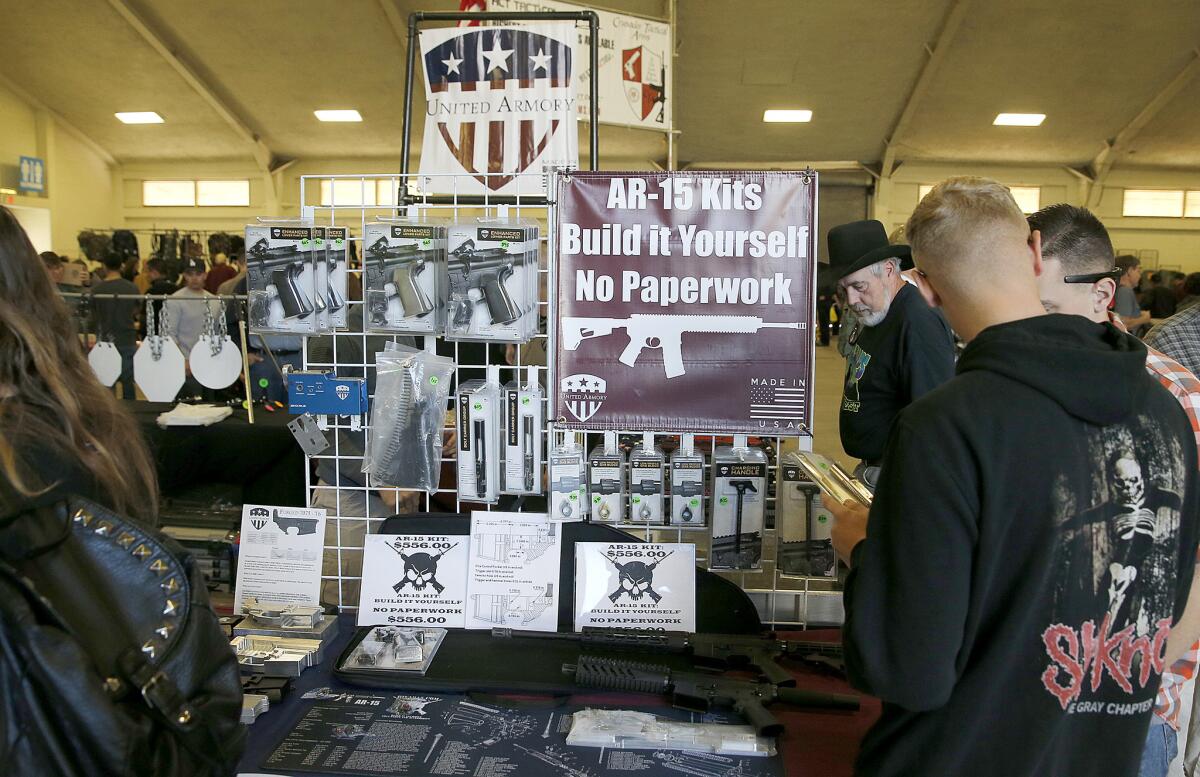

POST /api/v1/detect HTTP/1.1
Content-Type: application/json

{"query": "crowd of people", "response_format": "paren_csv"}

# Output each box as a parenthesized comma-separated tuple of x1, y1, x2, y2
(827, 179, 1200, 776)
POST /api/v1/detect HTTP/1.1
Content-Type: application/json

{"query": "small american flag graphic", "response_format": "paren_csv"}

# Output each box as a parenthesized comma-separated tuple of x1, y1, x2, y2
(749, 382, 806, 420)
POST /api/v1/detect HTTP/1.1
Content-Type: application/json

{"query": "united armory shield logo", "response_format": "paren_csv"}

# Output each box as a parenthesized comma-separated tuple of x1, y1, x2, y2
(249, 507, 269, 531)
(561, 373, 607, 423)
(335, 384, 350, 401)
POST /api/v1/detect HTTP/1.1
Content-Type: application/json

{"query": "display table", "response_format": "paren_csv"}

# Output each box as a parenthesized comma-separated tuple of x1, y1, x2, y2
(128, 401, 306, 507)
(239, 617, 878, 776)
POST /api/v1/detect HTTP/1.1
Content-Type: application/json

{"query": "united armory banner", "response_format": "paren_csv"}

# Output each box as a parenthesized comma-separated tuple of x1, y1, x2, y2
(418, 23, 578, 195)
(552, 171, 817, 436)
(487, 0, 672, 129)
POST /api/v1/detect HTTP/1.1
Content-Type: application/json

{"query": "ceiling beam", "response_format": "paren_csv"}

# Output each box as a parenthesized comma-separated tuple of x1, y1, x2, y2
(0, 71, 116, 166)
(105, 0, 274, 171)
(880, 0, 972, 178)
(378, 0, 409, 56)
(1087, 49, 1200, 207)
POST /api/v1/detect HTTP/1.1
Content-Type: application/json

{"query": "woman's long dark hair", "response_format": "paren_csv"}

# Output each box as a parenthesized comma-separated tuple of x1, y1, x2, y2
(0, 207, 158, 522)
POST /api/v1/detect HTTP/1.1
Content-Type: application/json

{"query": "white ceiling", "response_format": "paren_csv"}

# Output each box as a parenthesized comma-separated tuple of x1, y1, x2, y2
(1, 0, 1197, 172)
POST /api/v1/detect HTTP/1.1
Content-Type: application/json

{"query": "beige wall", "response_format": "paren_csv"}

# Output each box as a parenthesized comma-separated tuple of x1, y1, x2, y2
(0, 80, 114, 258)
(874, 161, 1200, 272)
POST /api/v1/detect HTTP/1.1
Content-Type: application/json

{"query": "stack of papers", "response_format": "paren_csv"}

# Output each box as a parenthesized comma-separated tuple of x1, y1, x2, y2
(156, 403, 233, 427)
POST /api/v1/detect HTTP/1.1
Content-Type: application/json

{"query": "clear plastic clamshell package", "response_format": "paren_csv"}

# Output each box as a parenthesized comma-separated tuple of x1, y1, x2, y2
(628, 432, 665, 524)
(444, 218, 539, 343)
(777, 451, 836, 578)
(245, 223, 321, 335)
(589, 431, 626, 523)
(503, 366, 544, 495)
(550, 432, 587, 521)
(710, 441, 767, 569)
(670, 434, 705, 527)
(322, 226, 349, 330)
(362, 219, 447, 335)
(567, 708, 775, 757)
(456, 365, 502, 503)
(362, 342, 456, 491)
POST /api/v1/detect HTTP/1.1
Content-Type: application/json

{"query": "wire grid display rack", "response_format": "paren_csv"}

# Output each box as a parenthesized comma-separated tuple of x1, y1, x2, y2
(300, 171, 842, 627)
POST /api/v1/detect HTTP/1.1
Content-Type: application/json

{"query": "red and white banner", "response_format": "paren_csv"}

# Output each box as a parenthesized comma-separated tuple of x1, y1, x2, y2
(418, 23, 578, 196)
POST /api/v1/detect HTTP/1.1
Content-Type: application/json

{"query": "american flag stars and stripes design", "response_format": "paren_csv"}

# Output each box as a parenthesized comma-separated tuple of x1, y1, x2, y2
(748, 382, 807, 421)
(422, 27, 575, 191)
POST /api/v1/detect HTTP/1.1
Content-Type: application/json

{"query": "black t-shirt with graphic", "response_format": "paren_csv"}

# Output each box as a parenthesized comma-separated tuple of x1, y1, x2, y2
(842, 315, 1200, 777)
(839, 282, 955, 462)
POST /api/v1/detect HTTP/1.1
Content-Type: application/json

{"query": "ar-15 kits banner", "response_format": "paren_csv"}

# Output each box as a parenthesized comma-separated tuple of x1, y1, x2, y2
(552, 171, 816, 435)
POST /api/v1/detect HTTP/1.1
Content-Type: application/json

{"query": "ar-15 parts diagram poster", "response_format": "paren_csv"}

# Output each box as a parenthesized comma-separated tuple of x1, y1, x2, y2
(262, 688, 784, 777)
(357, 535, 468, 628)
(553, 171, 816, 435)
(575, 542, 696, 632)
(234, 504, 326, 612)
(466, 511, 562, 632)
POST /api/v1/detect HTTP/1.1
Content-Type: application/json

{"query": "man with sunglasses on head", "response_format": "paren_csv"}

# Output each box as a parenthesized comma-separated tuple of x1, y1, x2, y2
(1032, 203, 1200, 777)
(828, 180, 1199, 777)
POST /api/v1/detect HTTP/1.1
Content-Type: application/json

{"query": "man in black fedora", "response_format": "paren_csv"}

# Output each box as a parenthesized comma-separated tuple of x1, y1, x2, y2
(829, 219, 955, 487)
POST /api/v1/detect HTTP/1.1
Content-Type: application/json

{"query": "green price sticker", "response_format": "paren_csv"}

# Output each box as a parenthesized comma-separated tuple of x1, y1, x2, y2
(719, 496, 729, 505)
(593, 496, 601, 504)
(301, 239, 310, 246)
(430, 376, 439, 385)
(818, 515, 828, 523)
(422, 238, 431, 246)
(569, 493, 577, 501)
(473, 402, 482, 411)
(258, 378, 270, 388)
(500, 240, 510, 248)
(689, 498, 699, 506)
(521, 397, 531, 405)
(632, 496, 641, 504)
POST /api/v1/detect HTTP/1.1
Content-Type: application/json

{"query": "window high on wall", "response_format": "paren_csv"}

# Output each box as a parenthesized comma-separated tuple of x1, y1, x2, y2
(318, 179, 398, 207)
(1122, 189, 1200, 218)
(918, 184, 1041, 214)
(142, 179, 250, 207)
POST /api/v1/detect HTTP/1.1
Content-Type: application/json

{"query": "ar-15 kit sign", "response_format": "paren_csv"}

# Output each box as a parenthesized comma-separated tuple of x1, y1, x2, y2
(574, 542, 695, 632)
(358, 535, 468, 628)
(553, 171, 816, 435)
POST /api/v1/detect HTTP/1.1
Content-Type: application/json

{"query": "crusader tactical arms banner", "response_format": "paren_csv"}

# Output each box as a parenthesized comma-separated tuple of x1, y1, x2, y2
(552, 171, 817, 435)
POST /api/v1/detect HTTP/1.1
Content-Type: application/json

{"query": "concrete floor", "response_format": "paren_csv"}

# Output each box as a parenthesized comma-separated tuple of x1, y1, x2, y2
(809, 343, 854, 471)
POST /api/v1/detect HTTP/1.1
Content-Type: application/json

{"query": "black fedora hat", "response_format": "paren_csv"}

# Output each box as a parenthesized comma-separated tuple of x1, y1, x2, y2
(827, 219, 912, 280)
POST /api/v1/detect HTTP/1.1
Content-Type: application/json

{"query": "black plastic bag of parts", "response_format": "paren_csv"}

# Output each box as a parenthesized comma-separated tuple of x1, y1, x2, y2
(363, 343, 456, 492)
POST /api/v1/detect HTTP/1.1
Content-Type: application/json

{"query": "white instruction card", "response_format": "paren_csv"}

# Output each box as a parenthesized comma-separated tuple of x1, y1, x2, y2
(234, 504, 326, 613)
(357, 534, 468, 628)
(465, 511, 562, 632)
(574, 542, 696, 632)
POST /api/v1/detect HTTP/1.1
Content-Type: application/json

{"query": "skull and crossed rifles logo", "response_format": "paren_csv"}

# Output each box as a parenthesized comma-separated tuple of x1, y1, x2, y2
(605, 551, 673, 604)
(389, 541, 459, 595)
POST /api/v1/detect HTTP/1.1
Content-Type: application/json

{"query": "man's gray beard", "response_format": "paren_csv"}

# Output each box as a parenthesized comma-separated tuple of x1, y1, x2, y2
(858, 294, 893, 328)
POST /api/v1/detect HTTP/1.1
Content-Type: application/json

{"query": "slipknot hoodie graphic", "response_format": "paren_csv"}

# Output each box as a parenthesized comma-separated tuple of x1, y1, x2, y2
(1043, 421, 1186, 714)
(841, 315, 1199, 777)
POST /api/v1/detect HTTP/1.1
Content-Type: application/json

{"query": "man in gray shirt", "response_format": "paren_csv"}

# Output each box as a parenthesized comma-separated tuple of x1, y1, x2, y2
(164, 257, 218, 356)
(1114, 254, 1151, 332)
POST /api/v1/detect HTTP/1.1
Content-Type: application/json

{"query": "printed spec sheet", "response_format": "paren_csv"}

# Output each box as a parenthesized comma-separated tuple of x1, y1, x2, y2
(233, 504, 326, 612)
(261, 687, 784, 777)
(465, 511, 562, 632)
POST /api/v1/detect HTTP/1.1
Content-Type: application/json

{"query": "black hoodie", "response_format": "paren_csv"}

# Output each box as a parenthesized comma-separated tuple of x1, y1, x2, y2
(843, 314, 1199, 777)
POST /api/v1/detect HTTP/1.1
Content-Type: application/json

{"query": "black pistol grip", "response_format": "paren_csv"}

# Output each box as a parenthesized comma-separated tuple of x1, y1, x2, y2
(273, 264, 313, 320)
(736, 698, 783, 737)
(481, 265, 520, 324)
(759, 658, 797, 687)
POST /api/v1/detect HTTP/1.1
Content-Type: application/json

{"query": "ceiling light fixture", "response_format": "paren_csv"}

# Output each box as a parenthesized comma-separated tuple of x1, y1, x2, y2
(993, 113, 1045, 127)
(314, 109, 363, 122)
(115, 111, 164, 124)
(763, 109, 813, 123)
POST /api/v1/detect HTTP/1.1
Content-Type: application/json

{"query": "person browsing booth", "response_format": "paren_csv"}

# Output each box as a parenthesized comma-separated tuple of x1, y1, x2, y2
(828, 178, 1200, 777)
(1031, 202, 1200, 777)
(829, 219, 955, 488)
